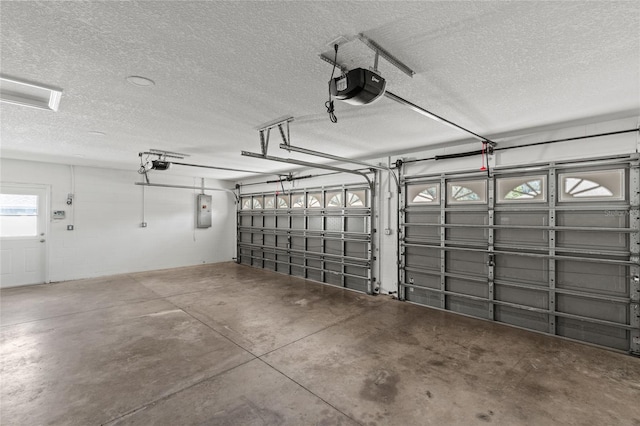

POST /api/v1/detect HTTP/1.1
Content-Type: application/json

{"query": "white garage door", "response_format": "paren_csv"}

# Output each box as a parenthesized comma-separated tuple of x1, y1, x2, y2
(238, 184, 373, 294)
(400, 157, 639, 355)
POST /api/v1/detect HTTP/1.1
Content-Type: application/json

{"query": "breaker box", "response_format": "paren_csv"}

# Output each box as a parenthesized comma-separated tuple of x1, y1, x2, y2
(196, 194, 212, 228)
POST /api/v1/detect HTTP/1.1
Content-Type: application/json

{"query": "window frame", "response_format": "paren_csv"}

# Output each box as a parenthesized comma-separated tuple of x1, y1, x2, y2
(496, 174, 547, 204)
(407, 183, 440, 206)
(0, 193, 40, 238)
(558, 169, 625, 202)
(446, 180, 487, 205)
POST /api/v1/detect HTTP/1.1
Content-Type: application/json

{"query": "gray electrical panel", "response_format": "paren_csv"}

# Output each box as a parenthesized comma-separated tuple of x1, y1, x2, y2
(196, 194, 212, 228)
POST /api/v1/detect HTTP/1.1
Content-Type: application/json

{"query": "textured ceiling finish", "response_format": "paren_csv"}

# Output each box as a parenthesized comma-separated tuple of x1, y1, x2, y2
(1, 1, 638, 179)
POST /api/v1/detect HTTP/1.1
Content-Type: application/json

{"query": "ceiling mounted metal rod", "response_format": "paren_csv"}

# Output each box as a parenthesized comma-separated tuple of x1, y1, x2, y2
(278, 143, 400, 190)
(169, 161, 273, 175)
(280, 143, 386, 171)
(266, 174, 314, 184)
(256, 115, 294, 132)
(140, 150, 187, 160)
(260, 129, 269, 156)
(134, 182, 238, 202)
(278, 123, 290, 145)
(357, 34, 415, 78)
(241, 151, 373, 189)
(384, 91, 496, 146)
(148, 149, 190, 158)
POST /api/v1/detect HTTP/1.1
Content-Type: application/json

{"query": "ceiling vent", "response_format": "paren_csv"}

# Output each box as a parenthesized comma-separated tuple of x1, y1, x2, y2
(329, 68, 386, 105)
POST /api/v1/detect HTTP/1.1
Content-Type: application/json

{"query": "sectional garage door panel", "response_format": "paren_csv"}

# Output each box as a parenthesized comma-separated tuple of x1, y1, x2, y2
(494, 253, 549, 286)
(238, 185, 372, 294)
(401, 160, 640, 355)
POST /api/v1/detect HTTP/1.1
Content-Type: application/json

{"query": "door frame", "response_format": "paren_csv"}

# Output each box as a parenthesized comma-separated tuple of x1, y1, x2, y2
(0, 182, 51, 286)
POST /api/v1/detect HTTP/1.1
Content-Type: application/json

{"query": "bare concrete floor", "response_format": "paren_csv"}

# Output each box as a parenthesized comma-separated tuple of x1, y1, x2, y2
(1, 262, 639, 425)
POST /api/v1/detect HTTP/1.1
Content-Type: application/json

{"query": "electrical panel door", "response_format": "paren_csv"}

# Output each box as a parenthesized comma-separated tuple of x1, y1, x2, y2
(197, 194, 212, 228)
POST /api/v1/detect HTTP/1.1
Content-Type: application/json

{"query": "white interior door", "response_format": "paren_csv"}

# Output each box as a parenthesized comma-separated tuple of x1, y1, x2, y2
(0, 184, 48, 288)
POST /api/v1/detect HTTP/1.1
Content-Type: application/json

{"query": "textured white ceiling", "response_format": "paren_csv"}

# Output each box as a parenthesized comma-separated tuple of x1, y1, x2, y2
(1, 1, 638, 180)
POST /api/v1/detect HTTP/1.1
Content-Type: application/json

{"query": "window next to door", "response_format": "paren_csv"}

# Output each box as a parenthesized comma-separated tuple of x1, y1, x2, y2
(0, 193, 39, 237)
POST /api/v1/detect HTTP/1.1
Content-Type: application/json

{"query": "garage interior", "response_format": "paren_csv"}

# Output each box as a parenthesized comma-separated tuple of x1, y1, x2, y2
(1, 1, 639, 425)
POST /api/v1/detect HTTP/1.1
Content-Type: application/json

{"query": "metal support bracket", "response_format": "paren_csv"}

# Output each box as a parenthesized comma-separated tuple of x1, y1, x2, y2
(278, 123, 290, 146)
(357, 33, 415, 78)
(319, 53, 348, 74)
(256, 116, 294, 155)
(260, 129, 270, 156)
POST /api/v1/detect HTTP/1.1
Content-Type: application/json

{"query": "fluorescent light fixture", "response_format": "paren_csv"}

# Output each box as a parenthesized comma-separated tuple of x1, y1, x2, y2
(0, 75, 63, 111)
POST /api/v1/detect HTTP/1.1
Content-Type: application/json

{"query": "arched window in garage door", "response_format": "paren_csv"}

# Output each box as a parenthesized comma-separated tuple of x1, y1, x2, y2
(264, 195, 275, 209)
(252, 196, 263, 209)
(307, 193, 322, 208)
(326, 191, 366, 208)
(291, 193, 305, 208)
(559, 169, 624, 201)
(346, 191, 365, 207)
(327, 192, 343, 208)
(446, 180, 487, 204)
(276, 194, 289, 209)
(496, 175, 547, 203)
(241, 197, 251, 210)
(406, 182, 440, 206)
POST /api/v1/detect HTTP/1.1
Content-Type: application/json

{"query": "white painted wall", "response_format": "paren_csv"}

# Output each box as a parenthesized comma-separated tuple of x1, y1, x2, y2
(0, 159, 236, 283)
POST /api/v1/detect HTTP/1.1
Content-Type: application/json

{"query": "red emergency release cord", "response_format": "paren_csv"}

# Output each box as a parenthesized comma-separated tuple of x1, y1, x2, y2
(480, 142, 487, 171)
